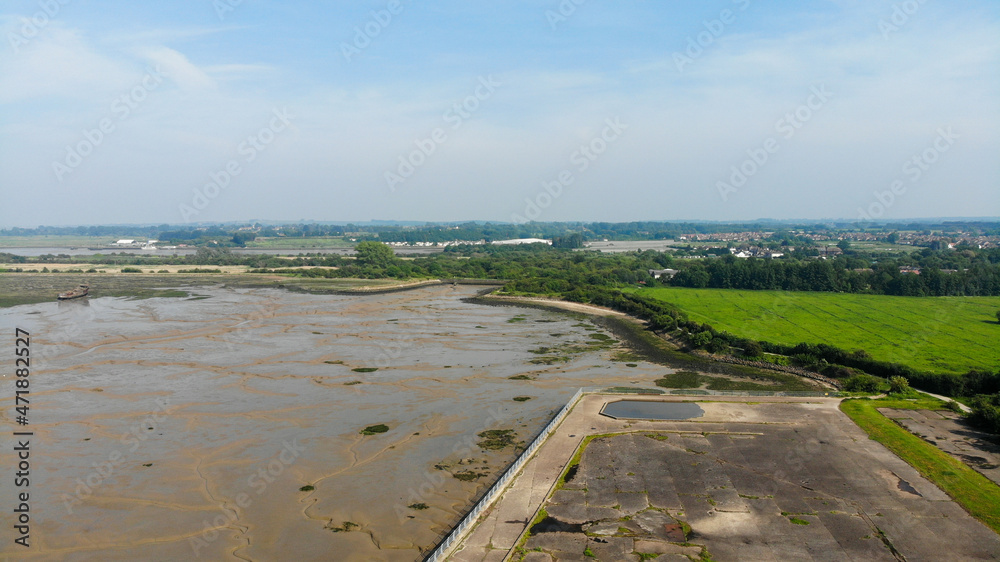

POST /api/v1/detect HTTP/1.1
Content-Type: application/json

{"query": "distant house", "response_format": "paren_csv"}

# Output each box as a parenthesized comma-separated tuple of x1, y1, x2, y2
(728, 246, 783, 259)
(114, 239, 135, 246)
(648, 268, 678, 280)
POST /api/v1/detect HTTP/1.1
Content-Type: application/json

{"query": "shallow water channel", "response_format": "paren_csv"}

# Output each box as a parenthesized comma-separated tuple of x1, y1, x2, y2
(0, 284, 677, 561)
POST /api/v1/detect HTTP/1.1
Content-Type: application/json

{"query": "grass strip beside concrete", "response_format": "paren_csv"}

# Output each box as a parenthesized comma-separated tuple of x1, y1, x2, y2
(840, 397, 1000, 534)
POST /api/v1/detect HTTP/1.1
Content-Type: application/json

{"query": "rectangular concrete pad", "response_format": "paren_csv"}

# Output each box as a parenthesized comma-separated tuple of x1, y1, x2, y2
(447, 395, 1000, 562)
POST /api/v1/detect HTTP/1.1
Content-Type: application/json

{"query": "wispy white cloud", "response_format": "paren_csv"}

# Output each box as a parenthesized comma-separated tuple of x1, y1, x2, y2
(0, 26, 134, 103)
(100, 25, 252, 45)
(203, 63, 275, 80)
(138, 46, 215, 92)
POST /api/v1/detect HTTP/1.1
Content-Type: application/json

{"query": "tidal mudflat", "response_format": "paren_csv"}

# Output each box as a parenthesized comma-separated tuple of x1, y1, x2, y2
(0, 284, 676, 561)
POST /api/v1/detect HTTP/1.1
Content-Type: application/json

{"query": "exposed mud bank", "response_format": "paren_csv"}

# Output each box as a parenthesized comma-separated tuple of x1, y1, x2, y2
(0, 284, 676, 561)
(471, 292, 833, 390)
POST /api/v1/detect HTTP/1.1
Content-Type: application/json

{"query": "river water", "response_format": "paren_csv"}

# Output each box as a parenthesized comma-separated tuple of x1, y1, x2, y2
(0, 284, 669, 561)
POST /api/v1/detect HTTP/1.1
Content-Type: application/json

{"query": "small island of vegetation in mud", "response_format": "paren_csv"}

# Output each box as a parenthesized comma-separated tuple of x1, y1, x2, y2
(453, 470, 489, 482)
(477, 429, 517, 451)
(360, 424, 389, 436)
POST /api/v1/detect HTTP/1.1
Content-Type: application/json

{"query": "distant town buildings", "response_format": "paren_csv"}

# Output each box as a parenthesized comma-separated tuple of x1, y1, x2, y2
(729, 247, 784, 259)
(491, 238, 552, 245)
(110, 239, 158, 249)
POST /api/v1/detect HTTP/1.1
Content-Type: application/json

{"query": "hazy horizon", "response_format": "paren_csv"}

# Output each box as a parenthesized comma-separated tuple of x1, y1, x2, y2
(6, 216, 1000, 231)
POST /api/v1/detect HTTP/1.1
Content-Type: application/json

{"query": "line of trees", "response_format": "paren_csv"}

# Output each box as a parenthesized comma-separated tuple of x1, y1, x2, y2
(668, 250, 1000, 296)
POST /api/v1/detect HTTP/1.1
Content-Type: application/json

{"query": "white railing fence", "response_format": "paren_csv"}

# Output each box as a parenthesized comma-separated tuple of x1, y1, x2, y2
(423, 387, 585, 562)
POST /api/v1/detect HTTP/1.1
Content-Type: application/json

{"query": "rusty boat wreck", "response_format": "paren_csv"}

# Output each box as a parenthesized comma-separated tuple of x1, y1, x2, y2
(57, 284, 90, 300)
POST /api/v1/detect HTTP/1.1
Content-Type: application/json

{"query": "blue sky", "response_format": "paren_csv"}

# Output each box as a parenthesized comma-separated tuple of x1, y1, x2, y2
(1, 0, 998, 226)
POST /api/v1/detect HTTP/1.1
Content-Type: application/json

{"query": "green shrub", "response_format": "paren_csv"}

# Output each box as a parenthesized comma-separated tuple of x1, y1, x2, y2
(888, 375, 911, 395)
(742, 341, 763, 358)
(843, 374, 886, 393)
(690, 330, 712, 348)
(706, 337, 728, 354)
(968, 394, 1000, 435)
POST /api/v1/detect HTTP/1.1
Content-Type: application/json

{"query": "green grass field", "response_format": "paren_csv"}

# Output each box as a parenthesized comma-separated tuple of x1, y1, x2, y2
(635, 287, 1000, 374)
(244, 237, 354, 249)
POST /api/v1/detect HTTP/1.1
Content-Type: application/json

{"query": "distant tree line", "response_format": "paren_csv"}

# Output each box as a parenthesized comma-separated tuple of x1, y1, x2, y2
(668, 249, 1000, 296)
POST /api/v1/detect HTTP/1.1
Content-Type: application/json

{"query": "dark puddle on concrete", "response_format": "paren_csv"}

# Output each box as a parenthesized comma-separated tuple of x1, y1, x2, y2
(961, 454, 999, 469)
(563, 464, 579, 483)
(897, 477, 922, 496)
(601, 400, 704, 420)
(530, 517, 584, 534)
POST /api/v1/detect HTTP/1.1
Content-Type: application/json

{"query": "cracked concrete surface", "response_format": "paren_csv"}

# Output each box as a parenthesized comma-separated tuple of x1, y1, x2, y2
(448, 395, 1000, 561)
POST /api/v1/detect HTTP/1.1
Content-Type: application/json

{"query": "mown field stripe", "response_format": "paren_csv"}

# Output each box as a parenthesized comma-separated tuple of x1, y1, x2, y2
(831, 297, 989, 354)
(784, 298, 894, 345)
